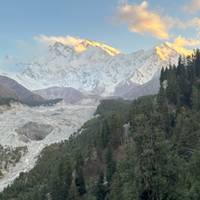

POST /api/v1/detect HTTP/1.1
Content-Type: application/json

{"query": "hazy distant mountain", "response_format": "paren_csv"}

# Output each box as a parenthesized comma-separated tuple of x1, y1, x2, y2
(0, 75, 61, 106)
(34, 87, 85, 104)
(34, 86, 103, 105)
(114, 75, 160, 100)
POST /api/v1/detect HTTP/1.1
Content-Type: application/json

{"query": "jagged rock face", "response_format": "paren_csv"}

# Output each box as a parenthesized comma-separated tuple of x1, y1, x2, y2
(16, 122, 53, 142)
(5, 37, 180, 96)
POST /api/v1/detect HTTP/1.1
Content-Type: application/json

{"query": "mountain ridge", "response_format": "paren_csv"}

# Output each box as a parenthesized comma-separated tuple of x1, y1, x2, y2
(0, 36, 193, 99)
(0, 75, 61, 106)
(3, 37, 184, 96)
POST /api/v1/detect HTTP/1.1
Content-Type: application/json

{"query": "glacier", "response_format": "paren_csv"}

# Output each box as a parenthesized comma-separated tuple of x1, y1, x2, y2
(0, 102, 96, 191)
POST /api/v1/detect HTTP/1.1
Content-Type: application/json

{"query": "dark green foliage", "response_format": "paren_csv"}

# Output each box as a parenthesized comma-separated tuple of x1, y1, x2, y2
(75, 156, 87, 196)
(131, 112, 181, 200)
(94, 172, 107, 200)
(95, 99, 131, 120)
(110, 147, 137, 200)
(187, 150, 200, 199)
(192, 84, 200, 111)
(50, 159, 72, 200)
(100, 120, 110, 149)
(160, 50, 200, 108)
(105, 147, 116, 184)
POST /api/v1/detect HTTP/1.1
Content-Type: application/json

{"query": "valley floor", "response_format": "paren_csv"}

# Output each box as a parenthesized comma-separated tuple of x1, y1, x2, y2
(0, 102, 97, 191)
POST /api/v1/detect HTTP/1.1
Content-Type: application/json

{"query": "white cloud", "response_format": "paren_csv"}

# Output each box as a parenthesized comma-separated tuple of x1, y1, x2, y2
(168, 36, 200, 56)
(116, 1, 171, 39)
(115, 0, 200, 43)
(172, 36, 200, 47)
(184, 0, 200, 14)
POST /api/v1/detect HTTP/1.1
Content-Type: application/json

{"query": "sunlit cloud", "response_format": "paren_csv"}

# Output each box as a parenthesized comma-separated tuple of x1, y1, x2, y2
(173, 36, 200, 47)
(35, 35, 83, 46)
(35, 35, 120, 56)
(171, 36, 200, 55)
(115, 0, 200, 45)
(156, 36, 200, 60)
(184, 0, 200, 14)
(116, 1, 171, 39)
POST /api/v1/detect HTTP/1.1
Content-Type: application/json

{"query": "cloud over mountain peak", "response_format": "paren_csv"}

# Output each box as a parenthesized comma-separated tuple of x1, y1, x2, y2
(35, 35, 121, 56)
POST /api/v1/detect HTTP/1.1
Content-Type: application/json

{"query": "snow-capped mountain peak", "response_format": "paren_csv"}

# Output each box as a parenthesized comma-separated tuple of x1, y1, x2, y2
(155, 41, 192, 61)
(2, 37, 191, 96)
(38, 36, 121, 56)
(73, 39, 121, 56)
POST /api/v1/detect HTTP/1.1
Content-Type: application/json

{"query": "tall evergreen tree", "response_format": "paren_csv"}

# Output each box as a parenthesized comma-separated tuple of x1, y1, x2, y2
(75, 167, 86, 196)
(192, 84, 200, 111)
(94, 172, 107, 200)
(106, 146, 116, 185)
(131, 111, 182, 200)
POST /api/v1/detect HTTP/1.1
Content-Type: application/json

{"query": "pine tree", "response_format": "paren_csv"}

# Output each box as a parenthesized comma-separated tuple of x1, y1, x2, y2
(106, 147, 116, 185)
(68, 176, 79, 200)
(187, 150, 200, 199)
(192, 84, 200, 111)
(100, 120, 110, 149)
(160, 67, 165, 83)
(132, 111, 181, 200)
(94, 172, 107, 200)
(75, 154, 87, 197)
(166, 69, 179, 105)
(194, 49, 200, 77)
(50, 160, 72, 200)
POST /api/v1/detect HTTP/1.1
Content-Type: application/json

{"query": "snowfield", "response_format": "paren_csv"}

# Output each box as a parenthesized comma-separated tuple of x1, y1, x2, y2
(2, 37, 181, 96)
(0, 102, 97, 191)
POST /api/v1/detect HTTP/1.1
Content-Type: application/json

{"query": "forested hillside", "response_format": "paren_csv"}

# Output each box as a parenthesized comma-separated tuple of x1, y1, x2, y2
(1, 51, 200, 200)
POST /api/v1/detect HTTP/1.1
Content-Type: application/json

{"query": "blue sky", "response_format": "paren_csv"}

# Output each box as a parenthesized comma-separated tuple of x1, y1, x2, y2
(0, 0, 200, 57)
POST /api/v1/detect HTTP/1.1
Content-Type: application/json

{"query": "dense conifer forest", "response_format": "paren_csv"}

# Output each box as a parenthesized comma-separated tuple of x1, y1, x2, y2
(1, 51, 200, 200)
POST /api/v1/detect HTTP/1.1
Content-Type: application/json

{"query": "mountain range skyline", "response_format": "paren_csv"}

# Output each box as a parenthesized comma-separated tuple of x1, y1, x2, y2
(1, 0, 200, 60)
